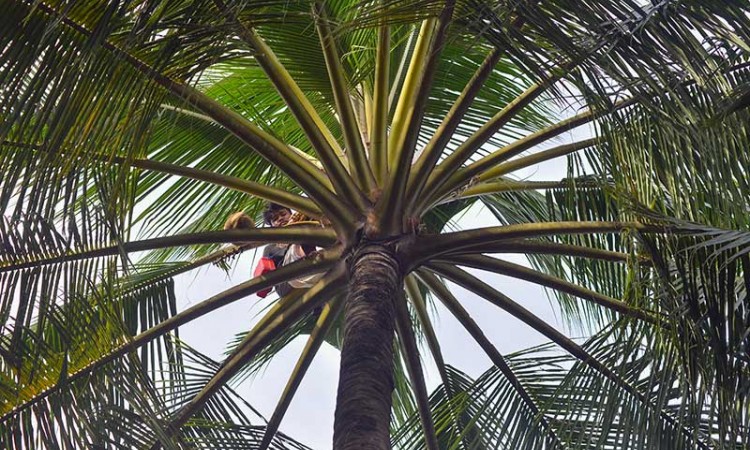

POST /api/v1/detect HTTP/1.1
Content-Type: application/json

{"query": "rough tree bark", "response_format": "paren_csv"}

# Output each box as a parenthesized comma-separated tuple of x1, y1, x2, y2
(333, 243, 402, 450)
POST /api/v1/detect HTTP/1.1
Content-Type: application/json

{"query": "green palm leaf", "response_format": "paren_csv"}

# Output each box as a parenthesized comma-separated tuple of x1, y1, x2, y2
(2, 0, 750, 448)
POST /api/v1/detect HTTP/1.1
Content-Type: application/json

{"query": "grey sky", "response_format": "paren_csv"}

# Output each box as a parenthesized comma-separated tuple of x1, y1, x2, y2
(173, 115, 593, 449)
(174, 212, 566, 447)
(174, 234, 563, 449)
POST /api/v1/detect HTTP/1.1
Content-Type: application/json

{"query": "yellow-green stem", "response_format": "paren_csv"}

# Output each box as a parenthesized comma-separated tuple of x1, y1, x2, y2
(406, 47, 504, 214)
(377, 19, 437, 232)
(212, 0, 370, 213)
(0, 228, 337, 273)
(314, 1, 376, 192)
(454, 177, 603, 200)
(440, 254, 660, 323)
(394, 291, 439, 450)
(371, 23, 391, 185)
(387, 19, 436, 169)
(1, 140, 322, 217)
(416, 75, 562, 212)
(433, 100, 634, 206)
(257, 296, 346, 450)
(417, 268, 563, 448)
(407, 221, 661, 267)
(479, 137, 601, 181)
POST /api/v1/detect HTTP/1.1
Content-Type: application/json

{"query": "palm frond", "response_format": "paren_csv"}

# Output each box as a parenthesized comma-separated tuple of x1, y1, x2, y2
(395, 314, 744, 449)
(154, 265, 346, 446)
(166, 342, 314, 450)
(572, 53, 750, 444)
(0, 272, 183, 449)
(2, 0, 750, 447)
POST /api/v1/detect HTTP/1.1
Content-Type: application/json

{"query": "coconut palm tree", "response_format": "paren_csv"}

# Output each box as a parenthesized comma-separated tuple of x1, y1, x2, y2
(1, 0, 749, 449)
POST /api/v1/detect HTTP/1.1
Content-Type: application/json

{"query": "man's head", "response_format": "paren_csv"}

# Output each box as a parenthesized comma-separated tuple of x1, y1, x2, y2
(263, 203, 292, 227)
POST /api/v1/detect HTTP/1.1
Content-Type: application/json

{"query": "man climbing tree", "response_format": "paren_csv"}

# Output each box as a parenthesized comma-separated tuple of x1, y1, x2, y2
(254, 203, 320, 298)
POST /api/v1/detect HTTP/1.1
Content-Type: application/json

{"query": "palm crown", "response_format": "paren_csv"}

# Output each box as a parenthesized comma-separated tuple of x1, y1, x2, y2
(1, 0, 749, 449)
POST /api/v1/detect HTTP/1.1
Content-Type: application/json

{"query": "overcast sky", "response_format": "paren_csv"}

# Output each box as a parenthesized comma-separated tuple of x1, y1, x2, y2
(174, 210, 565, 449)
(173, 134, 587, 449)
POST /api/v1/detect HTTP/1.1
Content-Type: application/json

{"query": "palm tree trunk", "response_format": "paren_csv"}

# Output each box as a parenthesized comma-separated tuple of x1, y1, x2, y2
(333, 243, 401, 450)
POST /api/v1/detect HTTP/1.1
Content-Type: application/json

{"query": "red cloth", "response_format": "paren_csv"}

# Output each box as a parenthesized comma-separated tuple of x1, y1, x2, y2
(253, 256, 276, 298)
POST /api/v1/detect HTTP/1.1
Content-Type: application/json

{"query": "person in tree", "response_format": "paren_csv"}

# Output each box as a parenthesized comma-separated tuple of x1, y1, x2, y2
(253, 203, 318, 298)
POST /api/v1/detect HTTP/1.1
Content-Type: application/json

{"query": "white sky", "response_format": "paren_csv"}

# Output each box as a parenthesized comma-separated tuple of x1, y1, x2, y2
(174, 220, 562, 449)
(0, 112, 591, 449)
(0, 104, 592, 450)
(173, 126, 590, 449)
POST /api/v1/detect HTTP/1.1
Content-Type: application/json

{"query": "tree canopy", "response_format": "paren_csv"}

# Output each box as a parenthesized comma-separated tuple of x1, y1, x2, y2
(1, 0, 749, 449)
